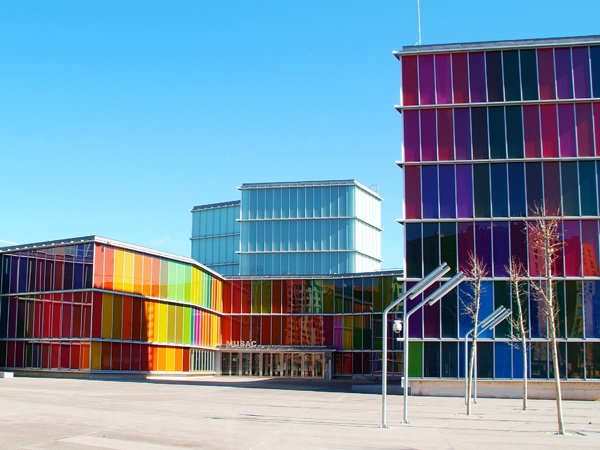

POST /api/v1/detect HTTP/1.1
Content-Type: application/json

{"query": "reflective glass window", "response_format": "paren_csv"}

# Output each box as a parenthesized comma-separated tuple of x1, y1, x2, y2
(537, 48, 556, 100)
(523, 105, 541, 158)
(576, 103, 594, 156)
(561, 161, 580, 216)
(506, 106, 524, 158)
(435, 53, 452, 104)
(543, 162, 562, 213)
(492, 223, 510, 277)
(439, 165, 456, 218)
(508, 162, 526, 217)
(558, 103, 576, 157)
(440, 222, 457, 275)
(541, 104, 559, 157)
(494, 342, 512, 379)
(510, 221, 527, 271)
(486, 51, 503, 102)
(406, 223, 422, 278)
(456, 164, 474, 217)
(471, 107, 489, 159)
(457, 222, 474, 273)
(580, 161, 598, 216)
(404, 166, 421, 219)
(503, 50, 521, 101)
(563, 221, 582, 276)
(401, 55, 418, 106)
(454, 108, 471, 160)
(491, 163, 508, 217)
(591, 46, 600, 98)
(584, 282, 600, 338)
(555, 47, 573, 99)
(489, 107, 506, 159)
(418, 54, 435, 105)
(565, 281, 583, 338)
(525, 163, 543, 213)
(573, 47, 591, 98)
(437, 108, 454, 160)
(473, 164, 491, 218)
(475, 222, 492, 270)
(423, 342, 440, 376)
(452, 52, 469, 103)
(582, 221, 600, 276)
(520, 49, 538, 101)
(469, 52, 486, 102)
(567, 342, 584, 379)
(421, 109, 437, 161)
(422, 166, 438, 218)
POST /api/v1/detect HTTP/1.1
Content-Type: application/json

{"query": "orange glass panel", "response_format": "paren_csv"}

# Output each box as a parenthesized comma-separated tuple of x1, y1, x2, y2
(93, 244, 105, 288)
(151, 257, 160, 297)
(103, 246, 115, 290)
(142, 255, 152, 297)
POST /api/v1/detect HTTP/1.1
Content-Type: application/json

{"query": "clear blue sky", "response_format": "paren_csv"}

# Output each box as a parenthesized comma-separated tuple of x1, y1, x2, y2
(1, 1, 599, 270)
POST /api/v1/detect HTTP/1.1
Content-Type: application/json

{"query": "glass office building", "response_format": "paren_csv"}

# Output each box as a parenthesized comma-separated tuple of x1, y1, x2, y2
(192, 180, 383, 276)
(395, 35, 600, 380)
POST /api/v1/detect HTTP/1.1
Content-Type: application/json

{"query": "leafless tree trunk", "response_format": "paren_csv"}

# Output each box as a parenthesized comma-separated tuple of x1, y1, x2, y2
(463, 252, 488, 416)
(527, 203, 565, 435)
(506, 257, 528, 411)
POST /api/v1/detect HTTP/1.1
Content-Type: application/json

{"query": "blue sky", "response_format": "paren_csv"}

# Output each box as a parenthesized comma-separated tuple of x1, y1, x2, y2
(1, 1, 600, 270)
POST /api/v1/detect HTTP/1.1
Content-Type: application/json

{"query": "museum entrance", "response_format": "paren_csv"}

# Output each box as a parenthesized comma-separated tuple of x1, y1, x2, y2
(220, 351, 329, 378)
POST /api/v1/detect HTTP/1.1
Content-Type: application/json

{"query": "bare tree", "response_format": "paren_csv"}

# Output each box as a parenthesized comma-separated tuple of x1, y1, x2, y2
(463, 252, 488, 416)
(505, 257, 528, 411)
(527, 203, 565, 435)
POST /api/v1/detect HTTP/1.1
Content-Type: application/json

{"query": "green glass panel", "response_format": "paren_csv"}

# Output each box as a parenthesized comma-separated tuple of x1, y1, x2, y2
(580, 162, 598, 216)
(520, 49, 539, 101)
(511, 278, 529, 339)
(168, 262, 177, 300)
(334, 279, 344, 313)
(312, 280, 323, 314)
(566, 281, 583, 338)
(423, 342, 440, 377)
(440, 222, 457, 275)
(176, 264, 185, 301)
(184, 266, 191, 303)
(561, 162, 580, 216)
(362, 315, 373, 350)
(473, 164, 491, 217)
(493, 281, 511, 338)
(261, 281, 271, 314)
(503, 50, 521, 101)
(441, 289, 458, 338)
(344, 279, 353, 313)
(323, 279, 334, 313)
(183, 307, 191, 344)
(176, 305, 184, 344)
(506, 106, 524, 158)
(489, 107, 506, 159)
(408, 341, 423, 377)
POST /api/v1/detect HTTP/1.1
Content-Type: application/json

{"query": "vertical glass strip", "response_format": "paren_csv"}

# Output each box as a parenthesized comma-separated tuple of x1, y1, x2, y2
(418, 54, 435, 105)
(452, 52, 469, 103)
(510, 221, 527, 271)
(508, 162, 527, 217)
(456, 164, 474, 218)
(491, 163, 509, 217)
(506, 106, 524, 158)
(469, 52, 486, 103)
(563, 221, 582, 276)
(590, 46, 600, 98)
(555, 47, 574, 99)
(543, 161, 562, 213)
(471, 107, 489, 160)
(580, 161, 598, 216)
(439, 165, 456, 218)
(572, 46, 591, 98)
(523, 105, 541, 158)
(520, 49, 539, 101)
(537, 48, 556, 100)
(420, 109, 437, 161)
(595, 103, 600, 157)
(561, 161, 580, 216)
(404, 166, 421, 219)
(558, 103, 576, 157)
(401, 55, 419, 106)
(582, 221, 600, 276)
(503, 50, 521, 101)
(486, 51, 503, 102)
(437, 108, 454, 160)
(541, 104, 559, 158)
(473, 164, 491, 218)
(457, 222, 474, 273)
(492, 223, 510, 277)
(576, 103, 594, 157)
(440, 222, 457, 275)
(406, 223, 422, 278)
(454, 108, 472, 160)
(475, 222, 492, 270)
(435, 53, 452, 104)
(489, 107, 506, 159)
(403, 110, 420, 162)
(421, 166, 439, 218)
(422, 223, 440, 274)
(525, 162, 543, 214)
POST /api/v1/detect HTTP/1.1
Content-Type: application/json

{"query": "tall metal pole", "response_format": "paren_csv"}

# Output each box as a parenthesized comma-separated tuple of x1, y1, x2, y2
(403, 297, 409, 423)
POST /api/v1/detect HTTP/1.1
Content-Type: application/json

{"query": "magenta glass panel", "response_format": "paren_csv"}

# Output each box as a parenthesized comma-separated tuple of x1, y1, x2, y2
(407, 294, 423, 338)
(454, 108, 471, 160)
(582, 220, 600, 276)
(403, 110, 420, 162)
(492, 222, 509, 277)
(576, 103, 594, 156)
(438, 109, 454, 160)
(538, 48, 556, 100)
(475, 222, 492, 270)
(439, 165, 456, 218)
(423, 284, 440, 338)
(563, 220, 582, 276)
(404, 166, 421, 219)
(457, 222, 474, 272)
(422, 166, 439, 219)
(421, 109, 437, 161)
(510, 221, 527, 272)
(594, 103, 600, 156)
(418, 55, 435, 105)
(402, 55, 419, 106)
(469, 52, 486, 103)
(523, 105, 541, 158)
(541, 104, 559, 157)
(558, 103, 576, 157)
(543, 162, 562, 213)
(456, 164, 473, 217)
(555, 47, 574, 99)
(573, 47, 591, 98)
(452, 53, 469, 103)
(435, 53, 452, 104)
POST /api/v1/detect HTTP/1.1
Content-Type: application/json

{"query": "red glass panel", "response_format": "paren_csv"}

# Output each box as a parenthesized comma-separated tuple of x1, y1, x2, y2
(523, 105, 541, 158)
(576, 103, 594, 156)
(541, 104, 559, 157)
(401, 55, 419, 106)
(403, 110, 420, 162)
(271, 315, 281, 345)
(261, 316, 271, 344)
(131, 298, 141, 341)
(71, 343, 80, 370)
(91, 292, 103, 338)
(222, 280, 232, 313)
(420, 109, 437, 161)
(452, 53, 469, 103)
(271, 280, 282, 313)
(563, 220, 582, 276)
(538, 48, 556, 100)
(51, 343, 60, 369)
(437, 108, 454, 160)
(241, 280, 251, 314)
(404, 166, 421, 219)
(121, 343, 132, 371)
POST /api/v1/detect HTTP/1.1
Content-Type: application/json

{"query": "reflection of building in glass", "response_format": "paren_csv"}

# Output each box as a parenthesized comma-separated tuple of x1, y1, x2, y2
(192, 180, 383, 276)
(395, 35, 600, 381)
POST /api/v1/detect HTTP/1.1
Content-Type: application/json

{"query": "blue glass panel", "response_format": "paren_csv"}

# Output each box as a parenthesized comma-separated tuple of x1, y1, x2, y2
(512, 344, 527, 378)
(492, 222, 509, 277)
(477, 282, 494, 338)
(591, 46, 600, 98)
(439, 165, 456, 218)
(508, 163, 526, 217)
(584, 281, 600, 338)
(458, 283, 474, 338)
(495, 342, 513, 379)
(423, 223, 439, 274)
(422, 166, 439, 218)
(580, 161, 598, 216)
(491, 163, 508, 217)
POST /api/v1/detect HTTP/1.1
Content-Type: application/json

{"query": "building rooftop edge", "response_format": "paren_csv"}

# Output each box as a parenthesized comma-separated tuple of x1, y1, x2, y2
(222, 268, 403, 281)
(238, 179, 383, 199)
(393, 34, 600, 57)
(191, 200, 240, 212)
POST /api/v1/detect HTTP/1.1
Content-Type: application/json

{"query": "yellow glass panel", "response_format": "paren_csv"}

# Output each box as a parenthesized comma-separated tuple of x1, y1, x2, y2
(123, 251, 134, 293)
(175, 305, 183, 344)
(166, 347, 176, 372)
(101, 293, 113, 339)
(91, 342, 101, 370)
(158, 303, 168, 343)
(113, 249, 124, 292)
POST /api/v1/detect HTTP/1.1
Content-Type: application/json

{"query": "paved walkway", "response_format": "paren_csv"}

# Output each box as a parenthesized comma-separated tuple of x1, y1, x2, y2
(0, 376, 598, 449)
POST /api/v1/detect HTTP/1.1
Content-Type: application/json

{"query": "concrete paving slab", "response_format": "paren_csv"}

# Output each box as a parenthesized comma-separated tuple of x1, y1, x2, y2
(0, 376, 598, 449)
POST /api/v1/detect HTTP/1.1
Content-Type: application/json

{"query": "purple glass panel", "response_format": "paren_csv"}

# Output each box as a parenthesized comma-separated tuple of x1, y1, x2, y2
(595, 104, 600, 157)
(454, 108, 471, 160)
(538, 48, 556, 100)
(576, 103, 594, 156)
(558, 103, 576, 157)
(419, 55, 435, 105)
(407, 294, 423, 338)
(573, 47, 591, 98)
(523, 105, 541, 158)
(563, 220, 582, 276)
(452, 53, 469, 103)
(492, 222, 509, 277)
(421, 166, 439, 218)
(555, 47, 574, 99)
(435, 53, 452, 104)
(404, 166, 421, 219)
(420, 109, 437, 161)
(457, 222, 474, 272)
(582, 220, 600, 276)
(510, 221, 527, 272)
(469, 52, 486, 103)
(456, 164, 473, 217)
(439, 165, 456, 218)
(584, 281, 600, 338)
(437, 108, 454, 160)
(402, 55, 419, 106)
(475, 222, 492, 270)
(423, 284, 440, 338)
(403, 110, 420, 162)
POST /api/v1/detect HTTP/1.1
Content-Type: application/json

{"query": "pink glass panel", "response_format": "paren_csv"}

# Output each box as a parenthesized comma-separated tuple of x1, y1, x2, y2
(563, 220, 582, 276)
(404, 166, 421, 219)
(418, 54, 435, 105)
(576, 103, 594, 156)
(538, 48, 556, 100)
(403, 110, 420, 162)
(420, 109, 437, 161)
(452, 53, 469, 103)
(582, 220, 600, 276)
(540, 104, 559, 157)
(523, 105, 541, 158)
(555, 47, 574, 99)
(469, 52, 486, 103)
(454, 108, 471, 160)
(558, 103, 576, 157)
(437, 108, 454, 160)
(435, 53, 452, 104)
(402, 55, 419, 106)
(573, 47, 592, 98)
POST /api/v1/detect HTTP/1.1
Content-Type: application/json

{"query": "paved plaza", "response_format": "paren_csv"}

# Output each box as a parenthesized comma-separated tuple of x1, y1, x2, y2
(0, 376, 599, 449)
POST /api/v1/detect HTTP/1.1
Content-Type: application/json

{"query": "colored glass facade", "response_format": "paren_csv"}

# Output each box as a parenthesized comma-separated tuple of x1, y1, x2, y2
(192, 180, 383, 276)
(395, 36, 600, 380)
